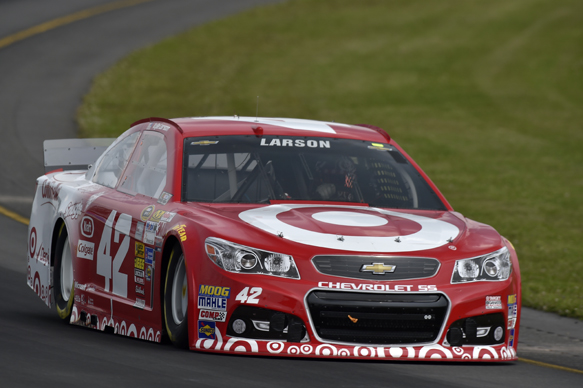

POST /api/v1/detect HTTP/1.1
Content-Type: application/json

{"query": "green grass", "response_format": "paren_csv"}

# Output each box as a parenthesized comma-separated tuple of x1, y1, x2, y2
(78, 0, 583, 318)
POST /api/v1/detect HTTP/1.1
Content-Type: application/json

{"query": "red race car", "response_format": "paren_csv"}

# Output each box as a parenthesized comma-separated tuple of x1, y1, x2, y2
(28, 116, 520, 361)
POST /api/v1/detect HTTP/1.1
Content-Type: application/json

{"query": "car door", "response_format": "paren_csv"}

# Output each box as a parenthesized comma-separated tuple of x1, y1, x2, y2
(75, 130, 142, 317)
(114, 129, 170, 313)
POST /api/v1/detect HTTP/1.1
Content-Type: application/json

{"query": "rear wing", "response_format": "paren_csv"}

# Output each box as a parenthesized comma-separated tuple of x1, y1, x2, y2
(43, 138, 115, 173)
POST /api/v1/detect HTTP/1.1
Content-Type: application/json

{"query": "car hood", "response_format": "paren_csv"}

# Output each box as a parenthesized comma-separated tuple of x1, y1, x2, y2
(189, 203, 504, 256)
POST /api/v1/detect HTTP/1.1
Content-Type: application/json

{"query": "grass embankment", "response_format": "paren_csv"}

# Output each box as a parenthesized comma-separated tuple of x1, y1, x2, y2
(78, 0, 583, 318)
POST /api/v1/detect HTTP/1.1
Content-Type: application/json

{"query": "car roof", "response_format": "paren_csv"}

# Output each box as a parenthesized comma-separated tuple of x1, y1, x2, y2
(170, 116, 391, 143)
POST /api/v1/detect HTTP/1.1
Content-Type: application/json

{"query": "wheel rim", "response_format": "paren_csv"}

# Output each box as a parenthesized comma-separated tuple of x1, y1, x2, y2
(171, 254, 188, 325)
(60, 236, 73, 302)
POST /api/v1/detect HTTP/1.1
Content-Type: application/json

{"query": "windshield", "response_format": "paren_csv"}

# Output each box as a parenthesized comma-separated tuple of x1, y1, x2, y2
(182, 136, 446, 210)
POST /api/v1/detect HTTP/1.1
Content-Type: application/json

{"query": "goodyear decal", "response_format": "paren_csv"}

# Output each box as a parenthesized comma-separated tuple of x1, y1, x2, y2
(172, 224, 187, 242)
(198, 321, 216, 339)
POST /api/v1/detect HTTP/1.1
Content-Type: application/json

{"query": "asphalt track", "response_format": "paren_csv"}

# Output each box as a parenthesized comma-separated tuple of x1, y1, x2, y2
(0, 1, 582, 386)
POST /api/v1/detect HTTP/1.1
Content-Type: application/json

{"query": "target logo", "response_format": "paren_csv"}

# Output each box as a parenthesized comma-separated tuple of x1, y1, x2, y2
(239, 205, 459, 252)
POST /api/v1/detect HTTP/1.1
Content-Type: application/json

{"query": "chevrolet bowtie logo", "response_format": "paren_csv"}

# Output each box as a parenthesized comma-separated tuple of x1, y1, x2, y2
(360, 263, 396, 275)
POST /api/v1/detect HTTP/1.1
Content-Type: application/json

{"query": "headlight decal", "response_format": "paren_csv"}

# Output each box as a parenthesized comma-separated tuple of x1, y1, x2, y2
(205, 237, 300, 279)
(451, 247, 511, 283)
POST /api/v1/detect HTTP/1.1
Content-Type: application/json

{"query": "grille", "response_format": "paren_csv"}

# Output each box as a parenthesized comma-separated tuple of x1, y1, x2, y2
(312, 256, 440, 281)
(307, 291, 448, 345)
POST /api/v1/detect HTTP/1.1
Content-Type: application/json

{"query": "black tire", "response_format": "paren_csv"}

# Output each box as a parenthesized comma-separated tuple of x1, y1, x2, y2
(163, 245, 189, 348)
(53, 223, 74, 321)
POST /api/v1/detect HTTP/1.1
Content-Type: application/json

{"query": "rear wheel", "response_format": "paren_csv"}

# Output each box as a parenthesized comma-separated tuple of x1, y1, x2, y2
(54, 224, 74, 321)
(164, 245, 189, 348)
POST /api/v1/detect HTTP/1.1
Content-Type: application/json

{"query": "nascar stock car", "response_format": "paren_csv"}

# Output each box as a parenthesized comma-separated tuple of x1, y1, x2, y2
(27, 116, 520, 361)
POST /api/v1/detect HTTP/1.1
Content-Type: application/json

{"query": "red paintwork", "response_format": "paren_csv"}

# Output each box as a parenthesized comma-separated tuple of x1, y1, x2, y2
(27, 117, 521, 361)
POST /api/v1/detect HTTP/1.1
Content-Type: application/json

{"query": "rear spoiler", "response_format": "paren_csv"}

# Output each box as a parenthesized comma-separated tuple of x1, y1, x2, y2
(43, 138, 115, 173)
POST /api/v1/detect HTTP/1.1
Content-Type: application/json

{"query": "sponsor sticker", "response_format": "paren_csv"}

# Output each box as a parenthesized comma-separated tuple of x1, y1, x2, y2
(486, 296, 502, 310)
(144, 221, 157, 245)
(135, 221, 144, 241)
(198, 321, 216, 340)
(41, 180, 61, 201)
(507, 294, 517, 329)
(147, 122, 170, 132)
(81, 216, 94, 238)
(160, 212, 176, 222)
(135, 276, 145, 285)
(146, 265, 152, 282)
(145, 247, 154, 265)
(135, 257, 145, 271)
(77, 240, 94, 260)
(199, 285, 231, 298)
(135, 268, 144, 278)
(64, 202, 82, 219)
(141, 205, 155, 222)
(134, 298, 145, 309)
(508, 329, 515, 347)
(151, 210, 166, 222)
(197, 285, 230, 311)
(135, 242, 145, 258)
(158, 192, 173, 205)
(136, 285, 145, 295)
(198, 309, 227, 322)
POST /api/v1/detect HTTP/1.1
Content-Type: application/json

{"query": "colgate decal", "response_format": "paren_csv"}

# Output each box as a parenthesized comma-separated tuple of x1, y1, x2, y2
(77, 240, 94, 260)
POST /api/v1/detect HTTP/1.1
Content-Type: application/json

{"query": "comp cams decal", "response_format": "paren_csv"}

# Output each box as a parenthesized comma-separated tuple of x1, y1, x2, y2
(239, 204, 460, 252)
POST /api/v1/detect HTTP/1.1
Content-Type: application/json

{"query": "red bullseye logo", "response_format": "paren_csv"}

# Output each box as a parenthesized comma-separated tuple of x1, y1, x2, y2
(276, 207, 422, 237)
(239, 204, 460, 252)
(29, 227, 37, 258)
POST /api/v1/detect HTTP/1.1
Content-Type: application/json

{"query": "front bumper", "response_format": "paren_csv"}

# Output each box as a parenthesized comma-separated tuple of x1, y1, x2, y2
(189, 276, 520, 361)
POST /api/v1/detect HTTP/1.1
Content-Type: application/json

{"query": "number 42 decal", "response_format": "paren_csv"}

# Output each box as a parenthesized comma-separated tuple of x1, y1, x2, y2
(236, 287, 262, 304)
(97, 210, 131, 298)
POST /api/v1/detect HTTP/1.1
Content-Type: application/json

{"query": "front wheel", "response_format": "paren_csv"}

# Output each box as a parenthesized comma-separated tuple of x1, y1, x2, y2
(163, 245, 189, 348)
(53, 223, 74, 321)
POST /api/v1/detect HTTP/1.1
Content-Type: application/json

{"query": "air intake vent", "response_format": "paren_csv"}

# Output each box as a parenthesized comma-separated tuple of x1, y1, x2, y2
(312, 256, 440, 281)
(307, 291, 448, 345)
